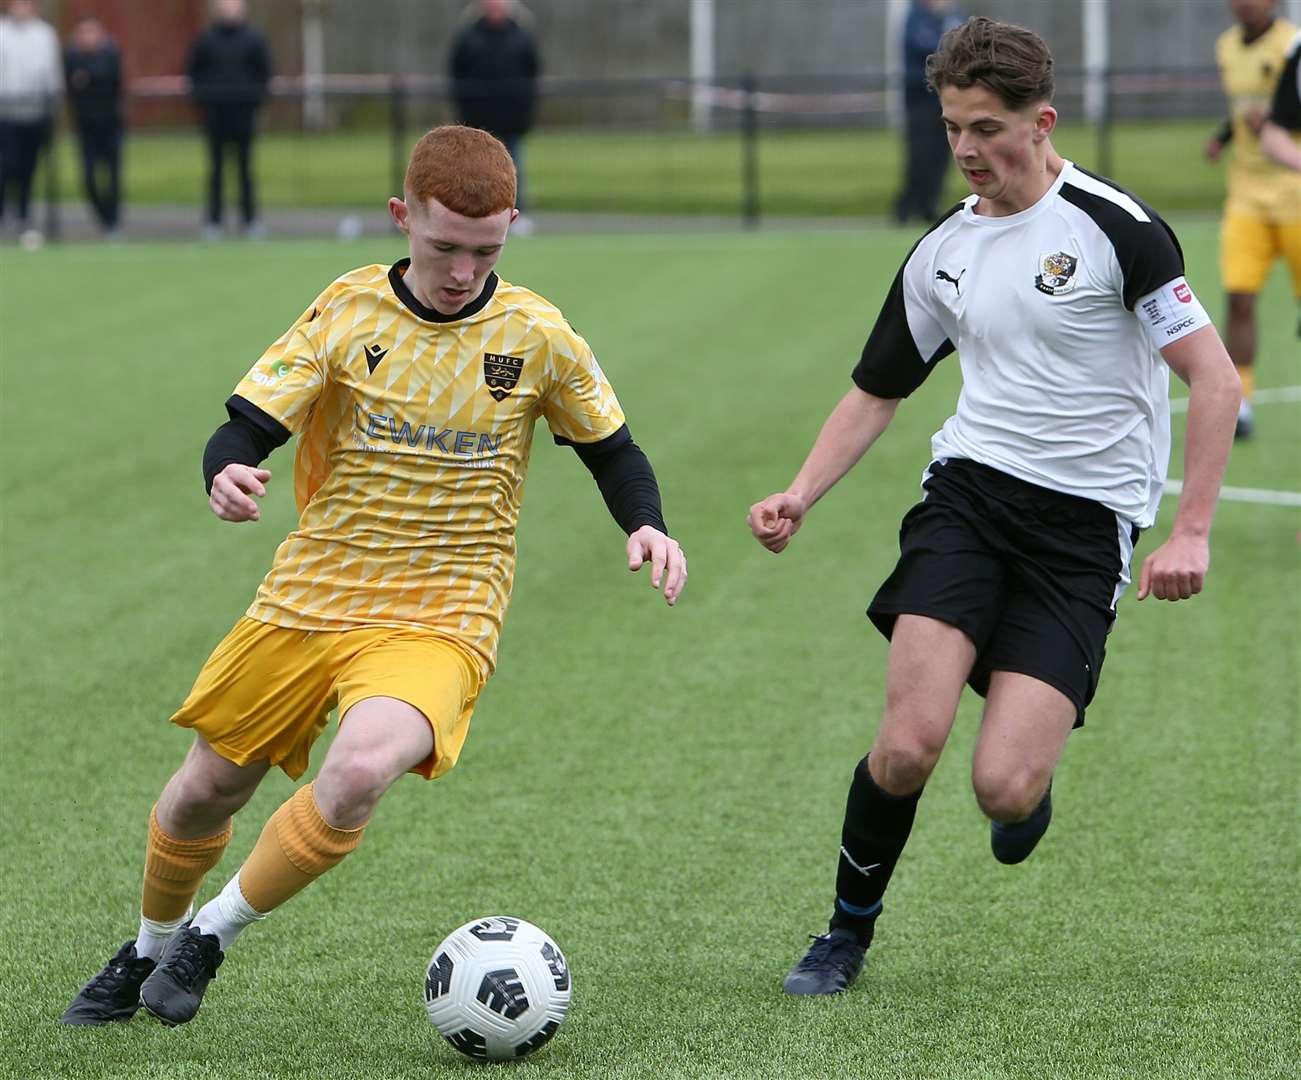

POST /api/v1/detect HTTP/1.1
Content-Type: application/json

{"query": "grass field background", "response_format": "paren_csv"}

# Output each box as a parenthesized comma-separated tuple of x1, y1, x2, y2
(47, 119, 1228, 216)
(0, 223, 1298, 1079)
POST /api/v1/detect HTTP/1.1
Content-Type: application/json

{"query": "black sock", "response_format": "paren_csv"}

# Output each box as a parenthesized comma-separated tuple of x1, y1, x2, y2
(828, 756, 923, 946)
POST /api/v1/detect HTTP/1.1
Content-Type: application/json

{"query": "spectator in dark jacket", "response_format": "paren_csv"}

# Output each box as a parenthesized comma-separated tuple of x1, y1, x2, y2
(65, 15, 123, 235)
(187, 0, 271, 237)
(450, 0, 539, 225)
(893, 0, 964, 225)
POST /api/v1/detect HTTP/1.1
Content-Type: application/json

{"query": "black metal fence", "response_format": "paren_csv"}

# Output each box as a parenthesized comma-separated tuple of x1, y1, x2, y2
(5, 65, 1226, 241)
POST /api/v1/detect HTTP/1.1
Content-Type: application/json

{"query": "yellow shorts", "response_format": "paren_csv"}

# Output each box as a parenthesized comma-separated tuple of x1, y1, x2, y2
(1220, 213, 1301, 296)
(171, 618, 483, 780)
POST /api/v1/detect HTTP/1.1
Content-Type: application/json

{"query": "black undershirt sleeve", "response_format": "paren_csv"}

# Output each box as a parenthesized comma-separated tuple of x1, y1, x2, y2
(557, 424, 668, 535)
(1212, 118, 1233, 145)
(202, 395, 292, 494)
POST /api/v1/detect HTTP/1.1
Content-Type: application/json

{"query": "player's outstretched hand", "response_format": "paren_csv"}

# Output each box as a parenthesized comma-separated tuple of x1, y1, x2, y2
(1136, 531, 1209, 601)
(627, 525, 687, 606)
(210, 464, 272, 523)
(747, 492, 807, 554)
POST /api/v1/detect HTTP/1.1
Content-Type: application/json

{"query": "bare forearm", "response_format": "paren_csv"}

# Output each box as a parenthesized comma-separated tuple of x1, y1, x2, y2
(1171, 366, 1240, 537)
(788, 388, 900, 507)
(1260, 122, 1301, 172)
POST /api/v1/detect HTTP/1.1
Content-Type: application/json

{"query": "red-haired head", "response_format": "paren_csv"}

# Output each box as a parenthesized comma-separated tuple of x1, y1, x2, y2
(388, 126, 520, 316)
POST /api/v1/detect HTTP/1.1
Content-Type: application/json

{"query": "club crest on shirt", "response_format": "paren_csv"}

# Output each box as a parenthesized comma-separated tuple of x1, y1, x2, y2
(1035, 251, 1079, 295)
(483, 352, 524, 401)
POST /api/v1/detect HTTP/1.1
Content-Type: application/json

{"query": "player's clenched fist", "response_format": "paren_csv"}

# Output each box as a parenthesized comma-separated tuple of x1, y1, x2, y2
(747, 492, 807, 554)
(209, 464, 272, 523)
(1136, 532, 1209, 602)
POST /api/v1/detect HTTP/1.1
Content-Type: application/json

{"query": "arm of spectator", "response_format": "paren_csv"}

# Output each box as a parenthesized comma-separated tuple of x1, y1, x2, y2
(253, 33, 273, 100)
(42, 25, 64, 104)
(107, 43, 122, 100)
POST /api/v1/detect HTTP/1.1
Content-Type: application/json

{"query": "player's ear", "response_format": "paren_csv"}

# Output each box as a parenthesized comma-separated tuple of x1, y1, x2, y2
(1033, 104, 1058, 142)
(389, 196, 410, 234)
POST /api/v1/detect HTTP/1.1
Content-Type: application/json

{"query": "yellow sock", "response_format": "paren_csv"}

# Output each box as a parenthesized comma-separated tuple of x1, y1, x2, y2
(141, 806, 232, 922)
(1235, 365, 1255, 400)
(238, 782, 367, 914)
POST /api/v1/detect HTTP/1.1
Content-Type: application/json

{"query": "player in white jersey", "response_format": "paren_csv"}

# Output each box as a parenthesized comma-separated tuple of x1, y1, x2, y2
(1261, 29, 1301, 171)
(747, 17, 1242, 996)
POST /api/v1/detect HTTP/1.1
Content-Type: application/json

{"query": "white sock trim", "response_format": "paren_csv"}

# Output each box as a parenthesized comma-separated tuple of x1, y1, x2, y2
(136, 907, 192, 961)
(192, 872, 266, 951)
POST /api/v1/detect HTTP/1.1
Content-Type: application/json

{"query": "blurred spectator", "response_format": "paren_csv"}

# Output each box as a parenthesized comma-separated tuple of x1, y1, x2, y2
(450, 0, 539, 229)
(0, 0, 61, 241)
(65, 15, 123, 236)
(893, 0, 964, 225)
(187, 0, 272, 238)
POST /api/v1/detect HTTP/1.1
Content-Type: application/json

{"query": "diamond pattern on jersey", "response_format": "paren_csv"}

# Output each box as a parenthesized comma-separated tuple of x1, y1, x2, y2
(232, 266, 626, 675)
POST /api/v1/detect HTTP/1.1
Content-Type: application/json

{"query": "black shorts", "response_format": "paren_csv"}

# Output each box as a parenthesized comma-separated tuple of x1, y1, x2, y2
(867, 458, 1140, 726)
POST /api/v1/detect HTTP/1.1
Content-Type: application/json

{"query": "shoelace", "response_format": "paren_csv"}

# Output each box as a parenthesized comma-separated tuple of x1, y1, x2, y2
(795, 935, 861, 978)
(84, 958, 141, 1000)
(167, 934, 218, 989)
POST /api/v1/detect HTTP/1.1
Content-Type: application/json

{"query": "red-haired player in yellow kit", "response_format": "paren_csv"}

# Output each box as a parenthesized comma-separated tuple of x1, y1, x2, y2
(1206, 0, 1301, 437)
(61, 125, 686, 1027)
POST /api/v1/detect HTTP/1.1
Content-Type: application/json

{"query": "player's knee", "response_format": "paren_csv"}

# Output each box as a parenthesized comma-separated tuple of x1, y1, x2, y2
(869, 736, 942, 794)
(314, 753, 398, 821)
(171, 761, 255, 820)
(971, 765, 1043, 823)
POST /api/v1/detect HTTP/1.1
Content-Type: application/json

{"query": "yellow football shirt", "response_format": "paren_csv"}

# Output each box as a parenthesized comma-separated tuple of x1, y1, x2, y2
(1216, 18, 1301, 221)
(231, 261, 626, 676)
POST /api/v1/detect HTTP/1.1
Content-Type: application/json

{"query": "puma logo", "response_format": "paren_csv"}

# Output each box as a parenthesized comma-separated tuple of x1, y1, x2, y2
(839, 847, 882, 878)
(936, 268, 966, 295)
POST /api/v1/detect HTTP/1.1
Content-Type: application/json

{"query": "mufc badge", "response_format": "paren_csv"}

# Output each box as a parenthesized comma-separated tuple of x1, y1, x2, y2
(483, 352, 524, 401)
(1035, 250, 1079, 295)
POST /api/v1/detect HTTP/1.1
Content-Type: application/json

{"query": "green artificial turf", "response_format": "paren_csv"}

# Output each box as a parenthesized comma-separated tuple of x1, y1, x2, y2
(0, 224, 1297, 1079)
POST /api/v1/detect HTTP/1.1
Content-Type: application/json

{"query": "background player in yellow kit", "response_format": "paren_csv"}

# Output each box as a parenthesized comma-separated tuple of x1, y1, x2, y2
(61, 125, 686, 1027)
(1206, 0, 1301, 438)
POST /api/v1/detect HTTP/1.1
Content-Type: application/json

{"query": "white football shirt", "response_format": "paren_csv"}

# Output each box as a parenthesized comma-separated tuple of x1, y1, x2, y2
(853, 161, 1211, 528)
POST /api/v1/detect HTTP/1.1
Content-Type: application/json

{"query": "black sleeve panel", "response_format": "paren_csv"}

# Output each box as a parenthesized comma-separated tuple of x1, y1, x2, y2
(1212, 118, 1234, 145)
(1269, 40, 1301, 130)
(203, 396, 292, 494)
(1060, 172, 1186, 310)
(557, 424, 668, 535)
(852, 202, 961, 399)
(851, 263, 955, 399)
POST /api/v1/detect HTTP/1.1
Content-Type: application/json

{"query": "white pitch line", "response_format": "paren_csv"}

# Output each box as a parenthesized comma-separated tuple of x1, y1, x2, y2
(1165, 479, 1301, 508)
(1169, 385, 1301, 413)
